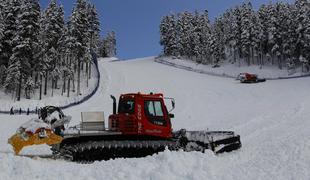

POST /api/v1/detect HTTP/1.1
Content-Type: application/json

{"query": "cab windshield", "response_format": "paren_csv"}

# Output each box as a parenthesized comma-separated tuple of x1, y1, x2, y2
(118, 100, 135, 114)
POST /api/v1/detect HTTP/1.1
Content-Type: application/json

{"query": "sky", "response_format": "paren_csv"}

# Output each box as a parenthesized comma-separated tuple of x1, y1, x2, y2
(39, 0, 294, 60)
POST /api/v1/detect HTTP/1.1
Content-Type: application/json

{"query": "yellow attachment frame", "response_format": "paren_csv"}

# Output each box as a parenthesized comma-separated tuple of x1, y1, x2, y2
(8, 130, 63, 155)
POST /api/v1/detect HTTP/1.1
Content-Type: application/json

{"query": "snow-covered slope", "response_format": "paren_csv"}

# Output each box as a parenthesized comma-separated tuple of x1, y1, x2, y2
(0, 57, 309, 180)
(156, 56, 310, 79)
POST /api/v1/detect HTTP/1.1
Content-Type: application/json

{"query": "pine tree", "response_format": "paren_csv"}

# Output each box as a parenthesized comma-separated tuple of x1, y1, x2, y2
(221, 8, 235, 63)
(295, 0, 310, 71)
(266, 4, 278, 65)
(0, 12, 4, 66)
(4, 60, 21, 94)
(271, 2, 286, 69)
(87, 4, 100, 54)
(1, 0, 20, 68)
(199, 10, 212, 64)
(86, 4, 100, 83)
(25, 76, 35, 99)
(176, 12, 194, 58)
(160, 14, 178, 56)
(0, 65, 6, 86)
(277, 3, 296, 70)
(70, 0, 90, 95)
(250, 11, 263, 66)
(41, 0, 65, 95)
(240, 2, 254, 66)
(191, 11, 203, 63)
(158, 1, 309, 72)
(38, 12, 46, 99)
(211, 18, 225, 66)
(232, 6, 243, 66)
(106, 31, 117, 57)
(64, 16, 78, 97)
(5, 0, 40, 101)
(258, 4, 271, 66)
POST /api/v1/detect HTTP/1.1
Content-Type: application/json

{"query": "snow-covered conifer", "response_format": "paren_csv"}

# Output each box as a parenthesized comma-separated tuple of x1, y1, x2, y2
(232, 6, 243, 65)
(160, 14, 178, 56)
(1, 0, 20, 68)
(7, 0, 40, 100)
(158, 1, 308, 71)
(4, 60, 21, 94)
(176, 12, 194, 58)
(240, 2, 255, 65)
(0, 13, 4, 66)
(104, 31, 117, 57)
(199, 10, 212, 64)
(0, 65, 6, 86)
(25, 76, 35, 99)
(211, 18, 225, 66)
(87, 4, 100, 54)
(295, 0, 310, 67)
(69, 0, 90, 95)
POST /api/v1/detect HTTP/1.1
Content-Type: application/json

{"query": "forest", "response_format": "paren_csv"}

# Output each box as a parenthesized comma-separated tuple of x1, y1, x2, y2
(0, 0, 116, 101)
(160, 0, 310, 72)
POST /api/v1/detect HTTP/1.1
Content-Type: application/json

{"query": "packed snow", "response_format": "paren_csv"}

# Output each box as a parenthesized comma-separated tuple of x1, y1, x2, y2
(0, 57, 310, 180)
(19, 118, 51, 134)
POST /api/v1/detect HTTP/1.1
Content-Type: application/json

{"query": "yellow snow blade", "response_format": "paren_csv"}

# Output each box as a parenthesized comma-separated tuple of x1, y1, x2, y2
(8, 131, 63, 155)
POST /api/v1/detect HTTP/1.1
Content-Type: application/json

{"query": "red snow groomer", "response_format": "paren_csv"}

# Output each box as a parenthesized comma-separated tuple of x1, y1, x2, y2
(51, 93, 241, 161)
(9, 93, 242, 162)
(236, 73, 266, 83)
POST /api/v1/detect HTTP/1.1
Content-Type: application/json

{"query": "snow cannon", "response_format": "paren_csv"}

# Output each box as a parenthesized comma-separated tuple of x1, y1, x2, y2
(8, 106, 71, 155)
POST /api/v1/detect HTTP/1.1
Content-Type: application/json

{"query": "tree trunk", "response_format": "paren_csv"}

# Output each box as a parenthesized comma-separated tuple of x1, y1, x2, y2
(51, 79, 54, 97)
(17, 74, 22, 101)
(55, 78, 58, 89)
(277, 57, 280, 69)
(251, 48, 254, 65)
(25, 87, 30, 99)
(86, 62, 89, 88)
(34, 72, 38, 86)
(67, 78, 71, 97)
(260, 53, 262, 68)
(44, 70, 48, 95)
(89, 62, 92, 79)
(233, 47, 236, 63)
(39, 74, 42, 100)
(72, 74, 75, 92)
(62, 72, 66, 95)
(77, 58, 81, 95)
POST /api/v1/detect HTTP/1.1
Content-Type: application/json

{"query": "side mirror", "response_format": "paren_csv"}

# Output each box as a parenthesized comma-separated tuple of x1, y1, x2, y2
(172, 100, 175, 109)
(164, 97, 175, 112)
(169, 113, 174, 118)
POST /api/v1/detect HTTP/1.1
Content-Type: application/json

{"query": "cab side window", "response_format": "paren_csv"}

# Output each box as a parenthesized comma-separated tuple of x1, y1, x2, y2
(145, 101, 163, 117)
(144, 100, 166, 126)
(154, 101, 164, 116)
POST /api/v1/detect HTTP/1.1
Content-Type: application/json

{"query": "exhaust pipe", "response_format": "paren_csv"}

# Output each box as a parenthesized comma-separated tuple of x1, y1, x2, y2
(110, 95, 117, 114)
